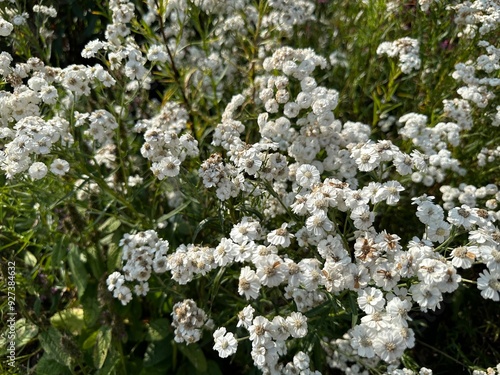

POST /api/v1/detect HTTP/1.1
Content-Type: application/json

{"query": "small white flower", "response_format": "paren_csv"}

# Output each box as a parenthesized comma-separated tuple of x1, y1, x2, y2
(357, 287, 385, 314)
(0, 18, 14, 37)
(477, 269, 500, 301)
(213, 327, 238, 358)
(237, 305, 255, 329)
(296, 163, 320, 189)
(29, 162, 48, 180)
(50, 158, 70, 176)
(305, 210, 333, 236)
(238, 266, 261, 300)
(267, 223, 294, 247)
(106, 271, 124, 291)
(113, 285, 132, 305)
(286, 312, 308, 338)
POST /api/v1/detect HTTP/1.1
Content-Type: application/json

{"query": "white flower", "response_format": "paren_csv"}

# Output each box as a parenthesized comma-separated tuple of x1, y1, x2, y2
(477, 269, 500, 301)
(375, 181, 404, 205)
(447, 204, 478, 229)
(372, 330, 405, 363)
(296, 163, 320, 189)
(255, 255, 286, 287)
(357, 287, 385, 314)
(237, 305, 255, 329)
(50, 158, 70, 176)
(134, 282, 149, 296)
(248, 316, 273, 346)
(0, 18, 14, 37)
(305, 210, 333, 236)
(238, 266, 261, 300)
(106, 271, 124, 291)
(213, 327, 238, 358)
(214, 238, 237, 267)
(267, 223, 294, 247)
(29, 162, 48, 180)
(351, 205, 375, 231)
(113, 285, 132, 305)
(450, 246, 477, 269)
(286, 312, 308, 338)
(349, 324, 376, 358)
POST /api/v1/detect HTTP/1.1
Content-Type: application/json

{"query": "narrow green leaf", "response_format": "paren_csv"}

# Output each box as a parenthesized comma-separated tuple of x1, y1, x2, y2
(68, 245, 88, 298)
(83, 331, 99, 351)
(98, 217, 121, 233)
(156, 200, 192, 223)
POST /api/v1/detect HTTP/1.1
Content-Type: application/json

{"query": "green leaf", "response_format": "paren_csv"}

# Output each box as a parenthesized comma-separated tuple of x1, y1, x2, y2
(348, 291, 359, 328)
(68, 245, 88, 298)
(98, 217, 121, 233)
(81, 285, 100, 327)
(83, 330, 99, 351)
(106, 242, 121, 273)
(0, 318, 38, 356)
(23, 250, 37, 267)
(207, 360, 223, 375)
(52, 237, 67, 269)
(146, 319, 170, 342)
(156, 200, 192, 223)
(39, 327, 71, 367)
(143, 339, 170, 367)
(177, 343, 207, 373)
(93, 327, 112, 370)
(34, 355, 72, 375)
(50, 308, 85, 335)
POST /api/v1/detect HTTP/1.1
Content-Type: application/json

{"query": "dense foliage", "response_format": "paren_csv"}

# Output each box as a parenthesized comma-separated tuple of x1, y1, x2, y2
(0, 1, 499, 374)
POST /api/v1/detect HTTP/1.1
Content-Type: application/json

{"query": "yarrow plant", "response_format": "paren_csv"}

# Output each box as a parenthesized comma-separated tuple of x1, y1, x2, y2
(0, 0, 499, 374)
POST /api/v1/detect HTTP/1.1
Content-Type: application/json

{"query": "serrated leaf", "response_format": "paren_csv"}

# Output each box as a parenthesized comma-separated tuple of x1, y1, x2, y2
(81, 287, 100, 327)
(0, 318, 38, 356)
(15, 318, 39, 348)
(39, 328, 71, 367)
(93, 327, 112, 370)
(177, 343, 207, 373)
(34, 355, 72, 375)
(68, 245, 88, 298)
(146, 319, 170, 342)
(143, 340, 169, 367)
(50, 308, 85, 335)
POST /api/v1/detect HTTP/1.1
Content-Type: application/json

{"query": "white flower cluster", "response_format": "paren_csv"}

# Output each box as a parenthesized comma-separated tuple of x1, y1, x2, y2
(376, 38, 421, 74)
(263, 0, 316, 35)
(0, 115, 71, 179)
(171, 299, 210, 344)
(135, 102, 199, 180)
(397, 113, 465, 186)
(451, 0, 500, 38)
(106, 230, 169, 305)
(236, 305, 315, 374)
